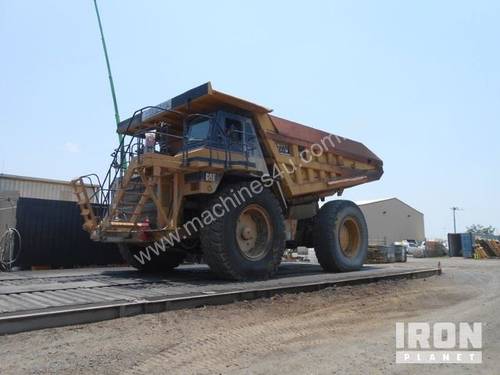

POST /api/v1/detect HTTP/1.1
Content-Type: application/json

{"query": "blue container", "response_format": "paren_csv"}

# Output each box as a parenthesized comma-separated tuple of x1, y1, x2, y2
(461, 233, 473, 258)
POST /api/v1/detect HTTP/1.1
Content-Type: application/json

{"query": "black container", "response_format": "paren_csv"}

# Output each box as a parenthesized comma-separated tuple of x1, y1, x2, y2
(447, 233, 462, 257)
(15, 198, 121, 268)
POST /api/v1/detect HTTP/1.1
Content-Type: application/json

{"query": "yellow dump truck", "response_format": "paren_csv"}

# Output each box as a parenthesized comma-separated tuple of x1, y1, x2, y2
(72, 83, 383, 280)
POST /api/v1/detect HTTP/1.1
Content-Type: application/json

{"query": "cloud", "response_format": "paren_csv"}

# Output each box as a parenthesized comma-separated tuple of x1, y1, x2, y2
(64, 142, 81, 153)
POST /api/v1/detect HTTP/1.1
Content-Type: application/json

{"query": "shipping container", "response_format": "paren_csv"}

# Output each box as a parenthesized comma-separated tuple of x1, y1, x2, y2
(2, 197, 122, 269)
(460, 233, 474, 258)
(447, 233, 462, 257)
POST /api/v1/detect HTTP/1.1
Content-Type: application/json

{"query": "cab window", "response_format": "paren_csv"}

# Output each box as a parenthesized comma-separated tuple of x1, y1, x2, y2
(188, 119, 211, 141)
(225, 118, 243, 146)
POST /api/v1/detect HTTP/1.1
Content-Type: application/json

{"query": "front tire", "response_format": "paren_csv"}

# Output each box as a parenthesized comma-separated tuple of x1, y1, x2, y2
(314, 200, 368, 272)
(200, 182, 286, 280)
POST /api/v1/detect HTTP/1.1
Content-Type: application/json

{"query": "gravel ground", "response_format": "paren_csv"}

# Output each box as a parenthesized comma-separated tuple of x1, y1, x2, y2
(0, 258, 498, 375)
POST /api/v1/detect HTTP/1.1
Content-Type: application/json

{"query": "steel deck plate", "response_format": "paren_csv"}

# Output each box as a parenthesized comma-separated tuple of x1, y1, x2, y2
(0, 262, 440, 335)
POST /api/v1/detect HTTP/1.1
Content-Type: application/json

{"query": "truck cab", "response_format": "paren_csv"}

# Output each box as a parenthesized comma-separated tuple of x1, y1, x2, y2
(183, 111, 267, 173)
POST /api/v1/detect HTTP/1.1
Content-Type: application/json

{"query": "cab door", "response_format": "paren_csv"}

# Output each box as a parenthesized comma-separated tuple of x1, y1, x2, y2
(221, 112, 267, 173)
(224, 116, 245, 153)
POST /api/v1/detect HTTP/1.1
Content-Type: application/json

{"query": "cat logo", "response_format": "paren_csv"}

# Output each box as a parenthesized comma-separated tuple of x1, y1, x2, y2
(205, 173, 217, 182)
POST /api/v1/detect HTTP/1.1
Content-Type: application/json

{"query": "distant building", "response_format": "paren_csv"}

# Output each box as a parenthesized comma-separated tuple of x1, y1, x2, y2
(0, 173, 93, 202)
(356, 198, 425, 245)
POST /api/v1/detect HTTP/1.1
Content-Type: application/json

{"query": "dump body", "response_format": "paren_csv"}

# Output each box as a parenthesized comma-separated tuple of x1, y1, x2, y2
(72, 82, 382, 245)
(255, 113, 383, 200)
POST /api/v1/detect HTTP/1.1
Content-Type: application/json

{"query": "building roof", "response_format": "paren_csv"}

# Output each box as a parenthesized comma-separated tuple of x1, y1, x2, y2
(355, 197, 394, 206)
(0, 173, 96, 202)
(0, 173, 74, 186)
(356, 197, 424, 215)
(0, 173, 93, 187)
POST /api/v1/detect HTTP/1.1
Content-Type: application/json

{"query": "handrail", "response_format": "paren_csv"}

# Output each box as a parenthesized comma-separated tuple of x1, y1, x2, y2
(75, 109, 258, 228)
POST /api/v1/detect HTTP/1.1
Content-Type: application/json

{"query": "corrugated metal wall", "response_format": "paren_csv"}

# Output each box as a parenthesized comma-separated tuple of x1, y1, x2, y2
(0, 174, 95, 202)
(14, 198, 122, 268)
(358, 198, 425, 245)
(0, 191, 19, 232)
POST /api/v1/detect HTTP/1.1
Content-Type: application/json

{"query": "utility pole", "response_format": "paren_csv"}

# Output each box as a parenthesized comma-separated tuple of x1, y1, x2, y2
(450, 207, 462, 233)
(92, 0, 124, 169)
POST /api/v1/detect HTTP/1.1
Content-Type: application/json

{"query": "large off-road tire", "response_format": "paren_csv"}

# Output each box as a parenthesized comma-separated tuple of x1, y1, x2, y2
(118, 244, 186, 272)
(200, 182, 286, 280)
(314, 200, 368, 272)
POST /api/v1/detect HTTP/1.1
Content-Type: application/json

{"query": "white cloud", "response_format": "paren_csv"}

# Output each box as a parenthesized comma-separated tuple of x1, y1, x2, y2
(64, 142, 81, 153)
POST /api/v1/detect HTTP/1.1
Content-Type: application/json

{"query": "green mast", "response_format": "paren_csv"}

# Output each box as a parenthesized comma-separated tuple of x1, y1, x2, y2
(92, 0, 124, 149)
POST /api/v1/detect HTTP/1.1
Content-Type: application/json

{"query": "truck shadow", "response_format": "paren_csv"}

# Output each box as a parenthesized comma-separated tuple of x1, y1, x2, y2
(100, 262, 382, 288)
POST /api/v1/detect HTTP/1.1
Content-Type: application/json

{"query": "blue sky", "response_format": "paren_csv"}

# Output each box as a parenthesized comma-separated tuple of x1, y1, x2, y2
(1, 0, 498, 238)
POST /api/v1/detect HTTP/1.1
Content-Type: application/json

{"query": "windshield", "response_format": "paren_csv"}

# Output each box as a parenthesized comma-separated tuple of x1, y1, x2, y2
(187, 119, 211, 141)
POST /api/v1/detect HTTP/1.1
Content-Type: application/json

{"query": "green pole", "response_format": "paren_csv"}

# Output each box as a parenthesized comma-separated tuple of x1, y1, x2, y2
(92, 0, 125, 168)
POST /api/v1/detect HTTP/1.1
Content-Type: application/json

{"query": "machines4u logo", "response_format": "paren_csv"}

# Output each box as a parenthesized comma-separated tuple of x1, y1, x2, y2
(395, 322, 482, 364)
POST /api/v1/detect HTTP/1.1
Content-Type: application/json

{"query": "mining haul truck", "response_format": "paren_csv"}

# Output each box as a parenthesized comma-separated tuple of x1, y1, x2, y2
(72, 83, 383, 280)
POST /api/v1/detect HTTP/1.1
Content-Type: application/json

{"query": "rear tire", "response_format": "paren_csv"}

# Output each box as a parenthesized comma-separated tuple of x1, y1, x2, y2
(118, 244, 186, 272)
(200, 182, 285, 280)
(314, 200, 368, 272)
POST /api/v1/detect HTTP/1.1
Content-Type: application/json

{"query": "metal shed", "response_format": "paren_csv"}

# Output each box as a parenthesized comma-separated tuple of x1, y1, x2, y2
(0, 173, 94, 202)
(356, 197, 425, 245)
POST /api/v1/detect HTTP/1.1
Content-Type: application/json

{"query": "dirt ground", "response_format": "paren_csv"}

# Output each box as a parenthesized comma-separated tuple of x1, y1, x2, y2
(0, 258, 498, 375)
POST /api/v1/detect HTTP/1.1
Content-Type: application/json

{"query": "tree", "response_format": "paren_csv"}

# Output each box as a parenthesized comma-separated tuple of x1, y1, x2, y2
(466, 224, 496, 235)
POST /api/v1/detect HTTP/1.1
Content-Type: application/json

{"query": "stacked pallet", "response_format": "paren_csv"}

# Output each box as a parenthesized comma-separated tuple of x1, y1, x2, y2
(474, 244, 489, 259)
(493, 241, 500, 256)
(474, 240, 500, 259)
(366, 245, 395, 264)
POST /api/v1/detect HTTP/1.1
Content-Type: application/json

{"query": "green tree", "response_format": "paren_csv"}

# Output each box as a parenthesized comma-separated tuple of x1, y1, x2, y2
(466, 224, 496, 235)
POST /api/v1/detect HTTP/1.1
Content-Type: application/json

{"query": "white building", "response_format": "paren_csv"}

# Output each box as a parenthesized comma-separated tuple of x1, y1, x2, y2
(356, 197, 425, 245)
(0, 173, 92, 202)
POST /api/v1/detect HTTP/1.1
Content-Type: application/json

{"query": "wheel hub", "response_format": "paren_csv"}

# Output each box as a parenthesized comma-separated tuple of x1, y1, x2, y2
(236, 204, 272, 260)
(338, 217, 361, 258)
(241, 226, 254, 240)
